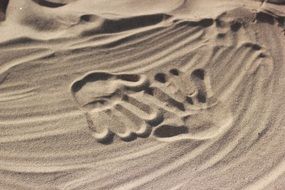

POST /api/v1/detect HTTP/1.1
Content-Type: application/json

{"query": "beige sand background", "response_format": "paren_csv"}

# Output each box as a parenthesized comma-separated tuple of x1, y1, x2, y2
(0, 0, 284, 189)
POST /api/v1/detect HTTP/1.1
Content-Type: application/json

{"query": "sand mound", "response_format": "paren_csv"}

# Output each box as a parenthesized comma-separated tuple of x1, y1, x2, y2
(0, 0, 284, 189)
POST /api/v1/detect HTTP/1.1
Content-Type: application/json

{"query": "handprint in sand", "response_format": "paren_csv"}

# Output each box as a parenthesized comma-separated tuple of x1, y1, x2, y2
(71, 68, 233, 143)
(148, 68, 233, 142)
(70, 71, 163, 143)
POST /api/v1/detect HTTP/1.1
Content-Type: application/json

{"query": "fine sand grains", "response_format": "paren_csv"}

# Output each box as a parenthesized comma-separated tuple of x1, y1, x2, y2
(0, 0, 284, 190)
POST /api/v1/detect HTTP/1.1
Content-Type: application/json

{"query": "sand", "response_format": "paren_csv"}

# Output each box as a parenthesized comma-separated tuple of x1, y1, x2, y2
(0, 0, 284, 189)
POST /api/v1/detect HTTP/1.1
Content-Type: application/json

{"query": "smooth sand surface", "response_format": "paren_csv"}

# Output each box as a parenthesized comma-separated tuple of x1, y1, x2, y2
(0, 0, 284, 189)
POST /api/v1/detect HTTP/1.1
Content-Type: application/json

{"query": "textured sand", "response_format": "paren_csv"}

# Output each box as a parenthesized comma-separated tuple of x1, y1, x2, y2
(0, 0, 285, 189)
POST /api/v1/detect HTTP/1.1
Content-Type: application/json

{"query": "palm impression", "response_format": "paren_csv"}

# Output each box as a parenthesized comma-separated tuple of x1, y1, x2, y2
(149, 68, 233, 142)
(71, 72, 163, 143)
